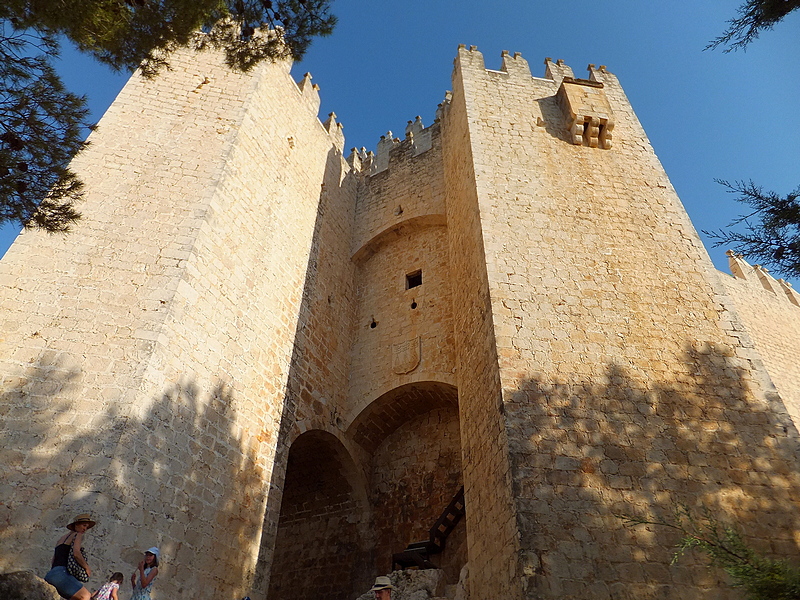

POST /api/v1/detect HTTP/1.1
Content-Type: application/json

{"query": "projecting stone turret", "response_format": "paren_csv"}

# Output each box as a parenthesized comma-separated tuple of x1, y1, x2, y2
(557, 75, 615, 148)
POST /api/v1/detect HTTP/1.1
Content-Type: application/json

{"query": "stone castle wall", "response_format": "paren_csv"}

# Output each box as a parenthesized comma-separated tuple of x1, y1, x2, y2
(260, 84, 465, 600)
(1, 43, 799, 600)
(0, 47, 346, 599)
(440, 48, 523, 600)
(719, 254, 800, 429)
(444, 46, 800, 599)
(347, 122, 454, 416)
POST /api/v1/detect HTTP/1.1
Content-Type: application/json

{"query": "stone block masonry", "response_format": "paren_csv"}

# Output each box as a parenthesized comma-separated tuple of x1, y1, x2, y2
(443, 45, 800, 599)
(0, 45, 348, 599)
(720, 252, 800, 429)
(1, 43, 799, 600)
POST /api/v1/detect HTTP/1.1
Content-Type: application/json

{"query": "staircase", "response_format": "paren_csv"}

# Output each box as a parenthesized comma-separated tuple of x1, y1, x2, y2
(392, 486, 465, 570)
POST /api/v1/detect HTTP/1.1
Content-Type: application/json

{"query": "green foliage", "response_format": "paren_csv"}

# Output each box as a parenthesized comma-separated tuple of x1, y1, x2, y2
(0, 19, 87, 232)
(706, 2, 800, 278)
(709, 0, 800, 51)
(0, 0, 336, 231)
(203, 0, 338, 72)
(620, 506, 800, 600)
(703, 180, 800, 279)
(8, 0, 336, 75)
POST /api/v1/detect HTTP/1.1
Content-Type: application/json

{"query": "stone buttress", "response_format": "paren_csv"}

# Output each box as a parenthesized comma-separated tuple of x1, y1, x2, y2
(440, 46, 800, 599)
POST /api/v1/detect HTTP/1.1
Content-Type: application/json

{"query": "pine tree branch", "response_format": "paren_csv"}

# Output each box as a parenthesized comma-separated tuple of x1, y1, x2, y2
(707, 0, 800, 52)
(702, 179, 800, 279)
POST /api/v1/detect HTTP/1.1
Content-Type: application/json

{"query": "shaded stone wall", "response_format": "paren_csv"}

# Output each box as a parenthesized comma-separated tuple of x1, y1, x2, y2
(252, 115, 362, 598)
(369, 405, 464, 578)
(449, 46, 800, 599)
(256, 81, 460, 600)
(142, 51, 351, 599)
(267, 432, 368, 600)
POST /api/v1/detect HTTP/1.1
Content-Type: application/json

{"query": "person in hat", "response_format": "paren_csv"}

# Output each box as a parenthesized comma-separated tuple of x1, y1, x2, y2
(130, 546, 159, 600)
(44, 513, 95, 600)
(370, 576, 394, 600)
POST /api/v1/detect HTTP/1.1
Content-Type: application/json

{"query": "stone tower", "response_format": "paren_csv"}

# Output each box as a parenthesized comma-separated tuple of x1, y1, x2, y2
(1, 45, 799, 600)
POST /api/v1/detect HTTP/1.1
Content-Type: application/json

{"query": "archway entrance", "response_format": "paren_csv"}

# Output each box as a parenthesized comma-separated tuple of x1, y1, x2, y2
(348, 382, 466, 583)
(267, 431, 369, 600)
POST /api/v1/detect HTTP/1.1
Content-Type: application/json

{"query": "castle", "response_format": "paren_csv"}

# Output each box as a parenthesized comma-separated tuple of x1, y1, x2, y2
(1, 44, 800, 600)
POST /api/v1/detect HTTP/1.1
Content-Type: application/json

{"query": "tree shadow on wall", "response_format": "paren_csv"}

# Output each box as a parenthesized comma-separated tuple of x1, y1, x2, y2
(0, 351, 264, 600)
(0, 350, 85, 561)
(505, 342, 800, 600)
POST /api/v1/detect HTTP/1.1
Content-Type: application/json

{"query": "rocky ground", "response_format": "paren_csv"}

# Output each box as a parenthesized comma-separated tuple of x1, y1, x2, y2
(0, 571, 61, 600)
(355, 567, 468, 600)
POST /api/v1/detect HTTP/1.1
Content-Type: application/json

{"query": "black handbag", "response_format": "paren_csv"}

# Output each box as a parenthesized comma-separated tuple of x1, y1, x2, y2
(67, 540, 89, 582)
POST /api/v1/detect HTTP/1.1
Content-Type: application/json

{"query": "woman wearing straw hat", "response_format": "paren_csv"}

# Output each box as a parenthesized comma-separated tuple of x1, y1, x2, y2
(44, 513, 95, 600)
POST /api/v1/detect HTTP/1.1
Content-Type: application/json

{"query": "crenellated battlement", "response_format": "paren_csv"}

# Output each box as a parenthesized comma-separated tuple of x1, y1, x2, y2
(335, 46, 626, 176)
(727, 250, 800, 306)
(295, 71, 320, 115)
(347, 113, 443, 179)
(348, 87, 452, 178)
(544, 57, 574, 85)
(353, 47, 621, 178)
(350, 115, 444, 265)
(454, 44, 615, 84)
(291, 72, 348, 153)
(499, 49, 531, 79)
(450, 45, 618, 151)
(321, 111, 345, 151)
(454, 43, 485, 70)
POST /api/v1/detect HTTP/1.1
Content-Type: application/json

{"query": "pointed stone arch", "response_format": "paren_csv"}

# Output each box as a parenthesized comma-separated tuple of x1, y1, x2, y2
(267, 430, 371, 600)
(347, 381, 467, 582)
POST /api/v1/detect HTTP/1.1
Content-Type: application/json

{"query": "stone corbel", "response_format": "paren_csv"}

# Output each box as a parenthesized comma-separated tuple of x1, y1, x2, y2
(557, 77, 615, 149)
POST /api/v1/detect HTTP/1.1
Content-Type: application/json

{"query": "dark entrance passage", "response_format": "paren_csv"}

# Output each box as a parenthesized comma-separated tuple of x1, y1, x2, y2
(267, 431, 369, 600)
(348, 382, 466, 584)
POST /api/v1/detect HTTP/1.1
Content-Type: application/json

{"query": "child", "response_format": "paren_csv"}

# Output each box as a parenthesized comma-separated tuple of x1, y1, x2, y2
(91, 572, 123, 600)
(131, 547, 159, 600)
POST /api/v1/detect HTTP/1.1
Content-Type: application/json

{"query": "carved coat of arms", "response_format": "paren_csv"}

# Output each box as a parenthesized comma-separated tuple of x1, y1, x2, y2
(392, 337, 421, 374)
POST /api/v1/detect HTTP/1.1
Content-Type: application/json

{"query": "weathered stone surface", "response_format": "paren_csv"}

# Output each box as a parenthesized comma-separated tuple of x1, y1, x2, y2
(443, 45, 800, 600)
(0, 571, 60, 600)
(721, 253, 800, 426)
(355, 570, 447, 600)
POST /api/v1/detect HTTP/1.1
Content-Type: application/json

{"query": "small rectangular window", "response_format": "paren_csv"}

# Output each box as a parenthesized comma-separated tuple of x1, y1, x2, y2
(406, 270, 422, 289)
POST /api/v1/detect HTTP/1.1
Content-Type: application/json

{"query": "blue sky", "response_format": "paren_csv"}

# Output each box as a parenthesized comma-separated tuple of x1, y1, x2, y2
(2, 0, 798, 283)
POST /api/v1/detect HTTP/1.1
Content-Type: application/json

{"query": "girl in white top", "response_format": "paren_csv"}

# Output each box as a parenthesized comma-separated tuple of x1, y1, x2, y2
(130, 547, 159, 600)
